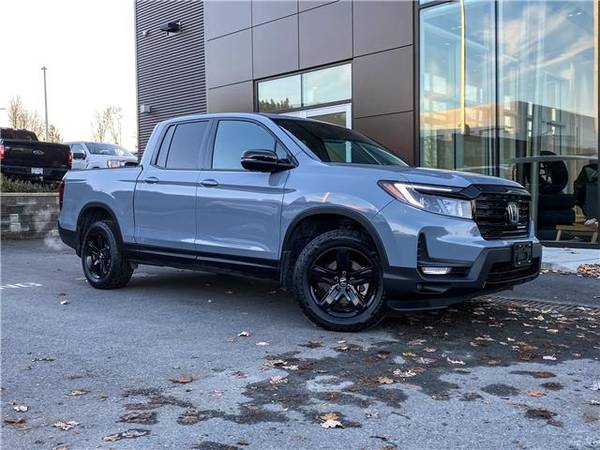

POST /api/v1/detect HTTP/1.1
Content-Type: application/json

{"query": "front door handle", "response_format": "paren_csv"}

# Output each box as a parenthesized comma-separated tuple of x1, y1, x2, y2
(144, 176, 159, 184)
(200, 179, 219, 187)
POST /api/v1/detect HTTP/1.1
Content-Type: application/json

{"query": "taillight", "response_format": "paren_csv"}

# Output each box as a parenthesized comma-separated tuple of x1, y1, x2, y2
(0, 144, 5, 161)
(59, 180, 65, 210)
(67, 150, 72, 169)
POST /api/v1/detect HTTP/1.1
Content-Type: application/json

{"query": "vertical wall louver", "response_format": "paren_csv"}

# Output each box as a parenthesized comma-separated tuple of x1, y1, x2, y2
(135, 0, 206, 156)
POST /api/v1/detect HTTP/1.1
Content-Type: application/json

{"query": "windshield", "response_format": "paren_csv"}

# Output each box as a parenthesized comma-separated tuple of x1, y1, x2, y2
(86, 143, 133, 156)
(273, 118, 407, 166)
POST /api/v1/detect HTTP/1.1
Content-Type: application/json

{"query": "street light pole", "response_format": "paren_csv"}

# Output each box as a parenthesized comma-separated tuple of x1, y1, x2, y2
(41, 66, 49, 140)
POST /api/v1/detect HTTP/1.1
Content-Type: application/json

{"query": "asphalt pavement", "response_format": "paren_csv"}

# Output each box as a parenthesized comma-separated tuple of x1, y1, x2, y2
(1, 239, 599, 449)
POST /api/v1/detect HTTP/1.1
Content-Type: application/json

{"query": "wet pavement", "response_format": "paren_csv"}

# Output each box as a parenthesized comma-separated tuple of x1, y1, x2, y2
(2, 240, 599, 449)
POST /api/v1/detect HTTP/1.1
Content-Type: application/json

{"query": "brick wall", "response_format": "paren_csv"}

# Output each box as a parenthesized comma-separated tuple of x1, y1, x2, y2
(1, 193, 59, 240)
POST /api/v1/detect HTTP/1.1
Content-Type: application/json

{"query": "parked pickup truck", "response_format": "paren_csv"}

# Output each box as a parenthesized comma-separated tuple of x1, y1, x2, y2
(66, 141, 138, 170)
(58, 113, 541, 331)
(0, 128, 71, 182)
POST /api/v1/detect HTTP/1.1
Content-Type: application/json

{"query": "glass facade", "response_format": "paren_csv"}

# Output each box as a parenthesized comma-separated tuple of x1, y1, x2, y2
(420, 0, 599, 246)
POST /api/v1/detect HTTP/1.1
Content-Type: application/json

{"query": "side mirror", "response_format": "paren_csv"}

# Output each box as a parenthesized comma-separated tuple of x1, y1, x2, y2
(241, 149, 295, 173)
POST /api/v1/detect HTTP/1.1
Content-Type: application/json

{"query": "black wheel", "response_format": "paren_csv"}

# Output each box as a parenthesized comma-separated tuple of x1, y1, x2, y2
(292, 229, 386, 331)
(81, 220, 133, 289)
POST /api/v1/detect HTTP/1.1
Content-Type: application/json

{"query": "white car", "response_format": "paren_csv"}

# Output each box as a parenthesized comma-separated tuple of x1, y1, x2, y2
(66, 142, 138, 170)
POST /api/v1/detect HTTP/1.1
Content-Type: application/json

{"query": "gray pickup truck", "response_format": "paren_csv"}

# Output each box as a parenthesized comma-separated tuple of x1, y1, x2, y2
(58, 113, 541, 331)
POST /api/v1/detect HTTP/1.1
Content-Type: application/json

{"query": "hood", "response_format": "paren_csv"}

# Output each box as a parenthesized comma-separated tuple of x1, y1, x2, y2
(372, 166, 524, 189)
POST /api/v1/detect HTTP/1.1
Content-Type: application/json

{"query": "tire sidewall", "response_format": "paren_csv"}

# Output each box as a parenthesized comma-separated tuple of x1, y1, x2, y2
(81, 221, 121, 288)
(294, 231, 385, 330)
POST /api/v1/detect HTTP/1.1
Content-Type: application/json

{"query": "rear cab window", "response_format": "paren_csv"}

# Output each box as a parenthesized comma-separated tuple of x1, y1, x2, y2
(154, 121, 209, 169)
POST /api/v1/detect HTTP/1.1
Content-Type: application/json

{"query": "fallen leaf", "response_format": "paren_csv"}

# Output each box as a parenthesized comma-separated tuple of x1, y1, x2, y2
(103, 429, 150, 442)
(13, 404, 28, 412)
(270, 375, 288, 385)
(321, 419, 343, 429)
(53, 420, 79, 431)
(414, 356, 436, 365)
(393, 369, 417, 378)
(69, 389, 88, 396)
(300, 340, 323, 349)
(170, 375, 193, 384)
(238, 330, 251, 337)
(527, 371, 556, 379)
(118, 412, 156, 424)
(446, 357, 466, 366)
(4, 417, 26, 428)
(527, 389, 545, 398)
(377, 376, 394, 385)
(320, 412, 339, 421)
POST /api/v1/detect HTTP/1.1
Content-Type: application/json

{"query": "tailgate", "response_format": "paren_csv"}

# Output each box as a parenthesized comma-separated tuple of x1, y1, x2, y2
(1, 140, 70, 169)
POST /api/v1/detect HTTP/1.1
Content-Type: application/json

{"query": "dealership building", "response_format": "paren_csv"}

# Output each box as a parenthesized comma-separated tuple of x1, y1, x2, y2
(135, 0, 599, 248)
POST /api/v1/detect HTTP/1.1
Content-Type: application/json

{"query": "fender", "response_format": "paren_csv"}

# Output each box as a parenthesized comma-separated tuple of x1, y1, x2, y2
(280, 205, 390, 268)
(75, 201, 124, 253)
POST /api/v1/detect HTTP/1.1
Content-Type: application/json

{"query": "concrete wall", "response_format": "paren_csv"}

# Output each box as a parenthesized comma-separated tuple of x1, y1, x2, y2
(1, 193, 59, 240)
(205, 0, 416, 163)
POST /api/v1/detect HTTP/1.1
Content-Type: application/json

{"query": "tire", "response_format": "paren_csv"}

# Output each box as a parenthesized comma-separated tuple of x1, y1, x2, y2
(81, 220, 133, 289)
(292, 229, 386, 332)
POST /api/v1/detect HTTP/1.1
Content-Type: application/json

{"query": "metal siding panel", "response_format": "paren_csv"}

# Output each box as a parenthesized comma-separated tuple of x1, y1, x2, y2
(135, 0, 207, 155)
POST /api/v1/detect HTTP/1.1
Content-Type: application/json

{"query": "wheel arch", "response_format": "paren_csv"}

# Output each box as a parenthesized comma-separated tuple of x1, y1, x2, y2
(75, 202, 123, 254)
(280, 206, 389, 287)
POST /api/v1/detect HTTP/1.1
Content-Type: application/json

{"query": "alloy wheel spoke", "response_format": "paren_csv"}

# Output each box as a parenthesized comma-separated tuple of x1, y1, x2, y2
(344, 286, 365, 309)
(311, 265, 337, 284)
(320, 285, 343, 308)
(349, 267, 374, 284)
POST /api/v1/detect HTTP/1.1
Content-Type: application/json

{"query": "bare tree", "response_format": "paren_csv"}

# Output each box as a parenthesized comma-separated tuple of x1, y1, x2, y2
(6, 96, 59, 139)
(91, 106, 122, 144)
(47, 124, 62, 143)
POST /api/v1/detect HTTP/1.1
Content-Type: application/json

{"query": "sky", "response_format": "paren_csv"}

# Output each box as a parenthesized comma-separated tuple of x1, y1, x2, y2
(0, 0, 137, 151)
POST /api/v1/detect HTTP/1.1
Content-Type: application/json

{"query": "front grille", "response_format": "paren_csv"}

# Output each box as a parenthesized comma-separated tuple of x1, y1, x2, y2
(474, 193, 530, 239)
(486, 258, 540, 285)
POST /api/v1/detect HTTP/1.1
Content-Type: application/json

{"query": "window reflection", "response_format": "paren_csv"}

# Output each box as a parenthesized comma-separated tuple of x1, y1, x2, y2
(257, 75, 301, 113)
(257, 64, 352, 113)
(302, 64, 351, 107)
(420, 0, 599, 246)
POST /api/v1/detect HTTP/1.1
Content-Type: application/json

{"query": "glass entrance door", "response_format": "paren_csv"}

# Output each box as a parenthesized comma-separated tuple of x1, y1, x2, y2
(284, 103, 352, 128)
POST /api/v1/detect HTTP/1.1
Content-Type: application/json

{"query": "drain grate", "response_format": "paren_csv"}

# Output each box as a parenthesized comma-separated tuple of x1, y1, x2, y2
(479, 295, 600, 313)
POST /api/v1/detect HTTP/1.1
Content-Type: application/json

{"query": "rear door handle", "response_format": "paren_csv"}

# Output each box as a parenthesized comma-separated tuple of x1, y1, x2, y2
(144, 176, 159, 184)
(200, 179, 219, 187)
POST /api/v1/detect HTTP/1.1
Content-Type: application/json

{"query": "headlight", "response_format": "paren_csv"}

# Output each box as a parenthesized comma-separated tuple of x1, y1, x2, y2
(107, 160, 125, 168)
(379, 181, 473, 219)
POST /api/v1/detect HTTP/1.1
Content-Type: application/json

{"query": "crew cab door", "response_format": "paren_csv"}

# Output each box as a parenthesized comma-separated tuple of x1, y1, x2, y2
(134, 120, 210, 251)
(195, 119, 290, 263)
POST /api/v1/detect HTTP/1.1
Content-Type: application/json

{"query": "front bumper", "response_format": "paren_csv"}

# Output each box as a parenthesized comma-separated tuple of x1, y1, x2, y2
(383, 243, 541, 311)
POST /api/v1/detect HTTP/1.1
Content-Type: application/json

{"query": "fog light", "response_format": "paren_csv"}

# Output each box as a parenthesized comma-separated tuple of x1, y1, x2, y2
(421, 266, 452, 275)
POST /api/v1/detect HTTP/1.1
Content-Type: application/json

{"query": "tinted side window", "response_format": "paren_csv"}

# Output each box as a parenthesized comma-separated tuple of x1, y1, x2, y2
(212, 121, 275, 170)
(164, 121, 208, 169)
(155, 125, 175, 167)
